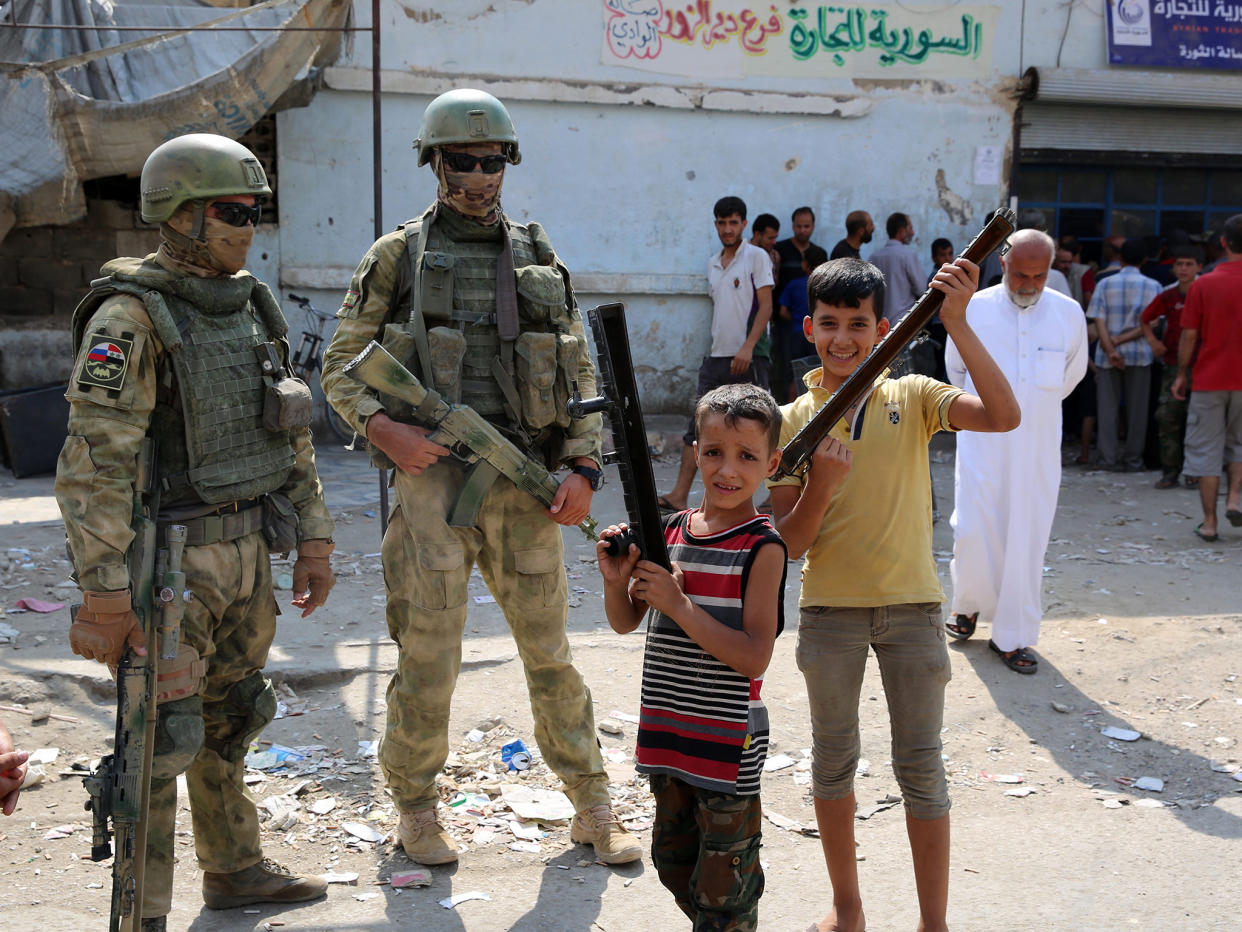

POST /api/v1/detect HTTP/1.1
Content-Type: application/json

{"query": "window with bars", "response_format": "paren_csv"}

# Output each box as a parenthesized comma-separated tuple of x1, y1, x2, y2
(1019, 164, 1242, 264)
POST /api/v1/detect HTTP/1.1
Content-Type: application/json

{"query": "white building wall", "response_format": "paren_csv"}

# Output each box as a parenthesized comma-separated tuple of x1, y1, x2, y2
(276, 0, 1088, 411)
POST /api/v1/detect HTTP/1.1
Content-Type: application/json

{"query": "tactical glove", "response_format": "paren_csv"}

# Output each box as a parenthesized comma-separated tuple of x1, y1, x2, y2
(291, 538, 335, 617)
(70, 590, 146, 666)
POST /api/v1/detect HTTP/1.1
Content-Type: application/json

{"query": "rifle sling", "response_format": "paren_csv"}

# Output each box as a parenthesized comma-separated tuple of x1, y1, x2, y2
(448, 461, 501, 528)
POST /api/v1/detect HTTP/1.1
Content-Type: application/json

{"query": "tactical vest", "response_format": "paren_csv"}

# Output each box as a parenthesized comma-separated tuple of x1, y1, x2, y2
(374, 206, 582, 467)
(71, 257, 297, 506)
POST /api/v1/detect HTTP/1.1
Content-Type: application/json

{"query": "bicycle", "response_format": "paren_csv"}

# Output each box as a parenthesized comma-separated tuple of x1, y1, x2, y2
(286, 292, 356, 446)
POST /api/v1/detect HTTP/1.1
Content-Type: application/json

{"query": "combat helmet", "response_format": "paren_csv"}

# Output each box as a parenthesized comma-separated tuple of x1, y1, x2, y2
(140, 133, 271, 235)
(414, 89, 521, 167)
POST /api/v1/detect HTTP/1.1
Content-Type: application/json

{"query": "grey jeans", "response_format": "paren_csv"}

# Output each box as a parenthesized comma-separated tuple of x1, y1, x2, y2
(796, 602, 952, 820)
(1095, 364, 1152, 469)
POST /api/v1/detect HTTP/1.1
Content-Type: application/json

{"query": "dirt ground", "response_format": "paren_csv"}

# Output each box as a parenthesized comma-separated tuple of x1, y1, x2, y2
(1, 435, 1240, 931)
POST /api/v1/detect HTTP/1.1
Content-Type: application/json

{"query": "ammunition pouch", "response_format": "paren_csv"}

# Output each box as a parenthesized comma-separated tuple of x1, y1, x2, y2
(261, 492, 300, 555)
(256, 341, 313, 431)
(262, 376, 313, 432)
(427, 326, 466, 404)
(515, 332, 560, 431)
(151, 694, 205, 780)
(514, 264, 567, 326)
(205, 672, 277, 763)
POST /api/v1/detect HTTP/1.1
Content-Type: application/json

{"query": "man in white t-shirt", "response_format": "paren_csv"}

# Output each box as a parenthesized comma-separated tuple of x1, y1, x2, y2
(659, 195, 774, 511)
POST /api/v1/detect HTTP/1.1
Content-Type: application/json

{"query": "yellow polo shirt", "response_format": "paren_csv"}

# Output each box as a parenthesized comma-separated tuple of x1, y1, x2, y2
(768, 369, 963, 608)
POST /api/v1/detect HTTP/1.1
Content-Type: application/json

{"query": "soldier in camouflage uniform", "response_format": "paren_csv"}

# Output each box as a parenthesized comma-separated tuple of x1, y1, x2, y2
(54, 134, 336, 930)
(321, 88, 640, 866)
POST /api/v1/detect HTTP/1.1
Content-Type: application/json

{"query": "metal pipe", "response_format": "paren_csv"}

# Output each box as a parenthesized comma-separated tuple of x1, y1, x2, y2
(1, 23, 366, 31)
(372, 0, 389, 537)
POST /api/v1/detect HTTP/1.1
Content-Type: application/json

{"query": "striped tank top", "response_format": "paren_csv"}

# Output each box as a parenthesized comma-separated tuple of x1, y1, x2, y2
(634, 510, 786, 795)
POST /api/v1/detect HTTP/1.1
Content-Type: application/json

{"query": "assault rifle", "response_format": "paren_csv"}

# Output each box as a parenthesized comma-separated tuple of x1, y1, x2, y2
(568, 303, 670, 569)
(770, 208, 1016, 482)
(81, 440, 189, 932)
(343, 341, 599, 540)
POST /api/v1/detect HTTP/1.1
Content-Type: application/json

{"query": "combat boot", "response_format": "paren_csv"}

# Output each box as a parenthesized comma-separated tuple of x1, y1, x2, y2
(398, 808, 459, 864)
(570, 805, 642, 864)
(141, 919, 166, 932)
(202, 857, 328, 909)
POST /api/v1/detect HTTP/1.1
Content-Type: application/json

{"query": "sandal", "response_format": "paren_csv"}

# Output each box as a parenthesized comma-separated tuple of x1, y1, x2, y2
(945, 613, 977, 641)
(989, 640, 1038, 674)
(1226, 508, 1242, 528)
(1194, 522, 1219, 543)
(656, 495, 680, 514)
(1154, 473, 1178, 489)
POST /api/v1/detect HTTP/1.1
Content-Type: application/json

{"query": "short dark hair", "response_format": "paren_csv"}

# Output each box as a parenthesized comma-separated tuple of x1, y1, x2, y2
(1223, 213, 1242, 253)
(792, 206, 815, 223)
(1120, 238, 1147, 266)
(694, 383, 782, 451)
(1059, 235, 1082, 256)
(1017, 208, 1047, 231)
(714, 196, 747, 221)
(752, 213, 779, 235)
(885, 212, 910, 238)
(1170, 244, 1204, 264)
(930, 237, 953, 257)
(807, 257, 885, 321)
(845, 212, 870, 236)
(802, 244, 828, 269)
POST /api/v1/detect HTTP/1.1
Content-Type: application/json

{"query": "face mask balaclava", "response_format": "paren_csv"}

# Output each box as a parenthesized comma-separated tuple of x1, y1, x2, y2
(160, 201, 255, 277)
(434, 149, 505, 223)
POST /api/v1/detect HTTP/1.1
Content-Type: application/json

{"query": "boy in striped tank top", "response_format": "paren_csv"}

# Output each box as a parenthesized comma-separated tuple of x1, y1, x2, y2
(598, 383, 787, 931)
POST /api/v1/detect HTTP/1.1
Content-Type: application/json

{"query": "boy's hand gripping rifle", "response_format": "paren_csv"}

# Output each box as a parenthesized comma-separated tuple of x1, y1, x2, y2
(80, 438, 189, 932)
(567, 303, 671, 570)
(770, 208, 1016, 482)
(343, 341, 599, 540)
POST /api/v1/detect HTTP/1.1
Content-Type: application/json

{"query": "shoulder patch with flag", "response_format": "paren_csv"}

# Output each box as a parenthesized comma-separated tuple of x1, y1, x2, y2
(78, 334, 135, 392)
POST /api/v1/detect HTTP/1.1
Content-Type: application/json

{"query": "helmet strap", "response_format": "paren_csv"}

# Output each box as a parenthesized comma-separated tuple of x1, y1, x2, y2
(189, 200, 208, 241)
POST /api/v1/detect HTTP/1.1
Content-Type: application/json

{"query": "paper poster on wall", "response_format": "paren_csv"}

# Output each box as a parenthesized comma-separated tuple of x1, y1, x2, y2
(972, 146, 1002, 187)
(1106, 0, 1242, 70)
(601, 1, 998, 79)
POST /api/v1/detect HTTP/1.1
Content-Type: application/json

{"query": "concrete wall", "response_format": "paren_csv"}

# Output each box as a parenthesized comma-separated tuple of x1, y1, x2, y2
(274, 0, 1064, 412)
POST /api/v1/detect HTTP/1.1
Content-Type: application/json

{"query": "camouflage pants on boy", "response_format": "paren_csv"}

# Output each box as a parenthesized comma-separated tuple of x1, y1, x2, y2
(1155, 365, 1190, 478)
(649, 773, 764, 931)
(379, 462, 611, 813)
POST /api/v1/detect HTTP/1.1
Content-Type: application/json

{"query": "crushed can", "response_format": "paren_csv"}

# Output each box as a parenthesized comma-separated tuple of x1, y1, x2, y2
(501, 739, 531, 772)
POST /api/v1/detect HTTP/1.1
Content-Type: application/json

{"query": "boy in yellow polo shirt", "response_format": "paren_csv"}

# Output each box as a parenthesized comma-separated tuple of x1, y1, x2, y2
(769, 257, 1019, 932)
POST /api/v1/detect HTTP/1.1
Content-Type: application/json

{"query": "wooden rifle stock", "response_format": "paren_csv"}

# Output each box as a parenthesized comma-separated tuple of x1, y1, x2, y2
(770, 208, 1016, 481)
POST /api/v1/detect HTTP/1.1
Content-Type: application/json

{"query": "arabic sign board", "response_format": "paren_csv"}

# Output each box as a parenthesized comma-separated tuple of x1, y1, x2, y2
(1107, 0, 1242, 70)
(602, 1, 998, 79)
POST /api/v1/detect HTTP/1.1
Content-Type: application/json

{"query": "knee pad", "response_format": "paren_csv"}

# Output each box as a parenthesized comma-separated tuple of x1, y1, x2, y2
(151, 695, 205, 780)
(204, 672, 277, 763)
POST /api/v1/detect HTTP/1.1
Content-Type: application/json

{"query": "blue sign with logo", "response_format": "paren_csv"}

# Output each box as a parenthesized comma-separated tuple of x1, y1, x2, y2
(1107, 0, 1242, 71)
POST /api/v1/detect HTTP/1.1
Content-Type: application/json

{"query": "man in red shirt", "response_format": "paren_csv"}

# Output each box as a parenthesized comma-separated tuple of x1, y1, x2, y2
(1141, 246, 1203, 488)
(1172, 216, 1242, 541)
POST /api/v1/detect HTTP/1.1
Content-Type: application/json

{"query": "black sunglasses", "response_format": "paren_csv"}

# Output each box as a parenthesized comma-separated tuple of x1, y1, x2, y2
(210, 202, 262, 227)
(439, 151, 507, 174)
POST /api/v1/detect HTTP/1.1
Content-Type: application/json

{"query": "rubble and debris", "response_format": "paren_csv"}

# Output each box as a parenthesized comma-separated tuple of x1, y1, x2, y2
(440, 891, 491, 909)
(390, 869, 432, 888)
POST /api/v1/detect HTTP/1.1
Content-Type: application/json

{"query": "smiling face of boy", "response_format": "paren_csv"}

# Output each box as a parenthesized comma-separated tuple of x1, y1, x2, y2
(803, 296, 890, 391)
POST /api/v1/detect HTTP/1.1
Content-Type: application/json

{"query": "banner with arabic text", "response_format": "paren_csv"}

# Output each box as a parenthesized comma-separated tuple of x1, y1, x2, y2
(1107, 0, 1242, 71)
(602, 1, 998, 79)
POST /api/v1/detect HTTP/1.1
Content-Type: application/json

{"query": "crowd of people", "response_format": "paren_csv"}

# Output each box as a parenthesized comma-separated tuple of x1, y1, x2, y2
(4, 85, 1238, 932)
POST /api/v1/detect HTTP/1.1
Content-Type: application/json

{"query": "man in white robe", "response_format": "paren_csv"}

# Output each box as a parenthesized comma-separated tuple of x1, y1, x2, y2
(945, 230, 1088, 674)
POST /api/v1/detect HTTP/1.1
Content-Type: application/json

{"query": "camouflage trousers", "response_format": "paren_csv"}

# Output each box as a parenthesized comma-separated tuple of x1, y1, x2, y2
(379, 461, 609, 813)
(649, 773, 764, 931)
(144, 531, 277, 918)
(1155, 365, 1190, 476)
